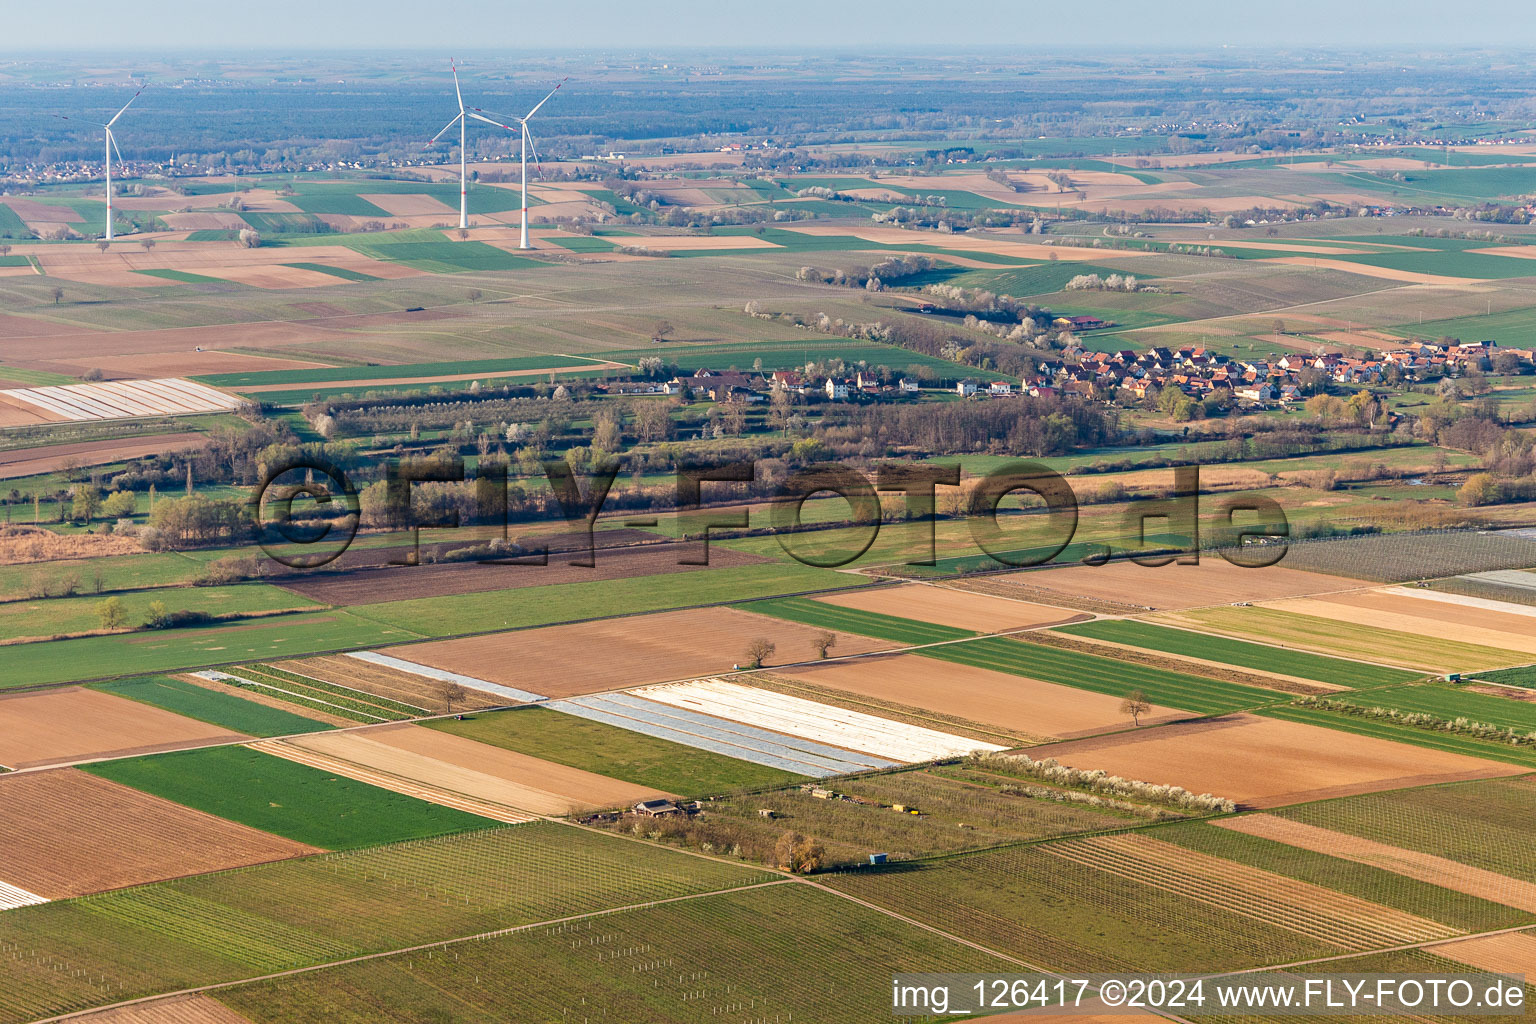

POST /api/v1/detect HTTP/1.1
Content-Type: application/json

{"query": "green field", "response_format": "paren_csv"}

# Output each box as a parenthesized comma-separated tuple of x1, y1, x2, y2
(1325, 681, 1536, 731)
(1384, 304, 1536, 345)
(0, 823, 770, 1024)
(0, 363, 75, 386)
(88, 674, 334, 737)
(282, 261, 380, 282)
(348, 561, 862, 636)
(0, 610, 422, 690)
(427, 706, 809, 795)
(825, 843, 1331, 973)
(0, 553, 206, 602)
(0, 202, 35, 237)
(744, 595, 974, 646)
(598, 338, 970, 377)
(1056, 620, 1421, 687)
(0, 582, 319, 644)
(215, 883, 1004, 1024)
(283, 193, 395, 218)
(131, 268, 229, 285)
(927, 635, 1279, 714)
(83, 745, 490, 849)
(1477, 664, 1536, 688)
(1153, 819, 1532, 935)
(1273, 776, 1536, 882)
(195, 354, 595, 389)
(1165, 605, 1527, 672)
(1260, 703, 1536, 768)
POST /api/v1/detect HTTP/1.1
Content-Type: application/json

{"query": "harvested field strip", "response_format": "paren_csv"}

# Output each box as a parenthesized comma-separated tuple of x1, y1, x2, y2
(1216, 814, 1536, 914)
(1270, 594, 1536, 660)
(82, 745, 493, 851)
(632, 678, 1006, 762)
(426, 707, 810, 795)
(192, 670, 394, 724)
(0, 823, 769, 1024)
(750, 672, 1035, 747)
(1384, 585, 1536, 619)
(1259, 703, 1536, 768)
(247, 739, 532, 825)
(0, 769, 319, 900)
(744, 596, 974, 646)
(276, 655, 505, 712)
(1162, 606, 1525, 672)
(1272, 777, 1536, 883)
(346, 650, 545, 703)
(1042, 833, 1459, 950)
(548, 694, 886, 777)
(925, 636, 1278, 714)
(0, 686, 249, 771)
(1154, 820, 1532, 935)
(65, 993, 255, 1023)
(0, 880, 47, 910)
(1426, 931, 1536, 976)
(243, 663, 428, 716)
(88, 676, 334, 738)
(813, 584, 1087, 633)
(1056, 620, 1420, 687)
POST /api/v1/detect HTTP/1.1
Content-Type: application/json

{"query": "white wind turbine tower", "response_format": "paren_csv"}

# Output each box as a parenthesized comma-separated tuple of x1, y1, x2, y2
(53, 86, 144, 242)
(472, 78, 566, 250)
(428, 61, 473, 231)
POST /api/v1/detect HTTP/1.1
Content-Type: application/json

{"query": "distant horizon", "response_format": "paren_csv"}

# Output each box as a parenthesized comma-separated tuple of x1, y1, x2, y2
(11, 0, 1536, 51)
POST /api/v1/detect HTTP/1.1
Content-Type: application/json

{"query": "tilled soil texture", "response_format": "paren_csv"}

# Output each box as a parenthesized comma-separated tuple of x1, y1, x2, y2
(271, 538, 769, 606)
(0, 768, 318, 897)
(382, 606, 892, 699)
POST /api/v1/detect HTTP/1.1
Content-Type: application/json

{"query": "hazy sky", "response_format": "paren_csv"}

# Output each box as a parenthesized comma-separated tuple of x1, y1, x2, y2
(10, 0, 1536, 51)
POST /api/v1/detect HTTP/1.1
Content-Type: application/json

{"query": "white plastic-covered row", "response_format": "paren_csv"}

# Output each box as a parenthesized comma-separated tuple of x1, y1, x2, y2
(633, 678, 1006, 763)
(0, 378, 242, 422)
(345, 651, 547, 704)
(0, 880, 48, 910)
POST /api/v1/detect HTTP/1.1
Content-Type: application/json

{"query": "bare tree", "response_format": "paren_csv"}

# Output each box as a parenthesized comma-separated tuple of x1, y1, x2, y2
(439, 681, 469, 714)
(96, 241, 110, 253)
(457, 228, 470, 241)
(51, 286, 64, 305)
(811, 630, 837, 659)
(140, 238, 156, 253)
(0, 244, 11, 257)
(742, 637, 776, 669)
(1119, 689, 1151, 727)
(652, 321, 674, 344)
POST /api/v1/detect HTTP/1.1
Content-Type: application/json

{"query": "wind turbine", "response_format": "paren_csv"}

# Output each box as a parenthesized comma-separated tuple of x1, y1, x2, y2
(54, 86, 144, 242)
(428, 61, 473, 230)
(472, 79, 566, 250)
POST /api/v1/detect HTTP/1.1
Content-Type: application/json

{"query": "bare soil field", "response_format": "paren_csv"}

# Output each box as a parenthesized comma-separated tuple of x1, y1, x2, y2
(0, 395, 54, 426)
(1261, 256, 1477, 286)
(1022, 714, 1524, 809)
(51, 350, 333, 379)
(0, 525, 142, 565)
(158, 212, 250, 231)
(275, 655, 505, 712)
(1265, 593, 1536, 659)
(303, 722, 669, 813)
(235, 362, 624, 394)
(0, 768, 318, 897)
(384, 606, 892, 698)
(987, 559, 1357, 611)
(774, 651, 1186, 740)
(274, 540, 769, 605)
(0, 433, 207, 480)
(0, 687, 247, 770)
(192, 264, 347, 290)
(359, 193, 458, 217)
(780, 224, 1145, 262)
(1427, 931, 1536, 975)
(614, 235, 783, 251)
(1217, 815, 1536, 913)
(1, 198, 83, 223)
(812, 583, 1087, 633)
(70, 994, 255, 1024)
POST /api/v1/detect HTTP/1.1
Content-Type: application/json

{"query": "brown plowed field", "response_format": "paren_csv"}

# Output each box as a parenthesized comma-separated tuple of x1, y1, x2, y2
(274, 541, 770, 605)
(1215, 815, 1536, 912)
(0, 768, 318, 897)
(276, 655, 505, 711)
(0, 687, 248, 770)
(1022, 714, 1524, 809)
(50, 351, 332, 379)
(236, 362, 625, 393)
(1427, 931, 1536, 975)
(812, 583, 1087, 633)
(385, 606, 891, 698)
(294, 723, 669, 814)
(359, 193, 458, 217)
(0, 433, 207, 480)
(988, 559, 1359, 611)
(69, 994, 255, 1024)
(776, 652, 1186, 740)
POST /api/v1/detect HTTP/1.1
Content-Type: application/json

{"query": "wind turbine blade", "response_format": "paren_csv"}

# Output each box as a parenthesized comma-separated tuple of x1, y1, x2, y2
(429, 112, 463, 143)
(451, 60, 464, 113)
(108, 129, 124, 164)
(526, 127, 543, 175)
(51, 114, 108, 126)
(106, 86, 145, 127)
(468, 111, 516, 131)
(522, 78, 567, 121)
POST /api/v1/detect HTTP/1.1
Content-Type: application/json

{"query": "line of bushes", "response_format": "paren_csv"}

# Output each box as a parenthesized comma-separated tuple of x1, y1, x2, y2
(966, 751, 1236, 814)
(1292, 696, 1536, 747)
